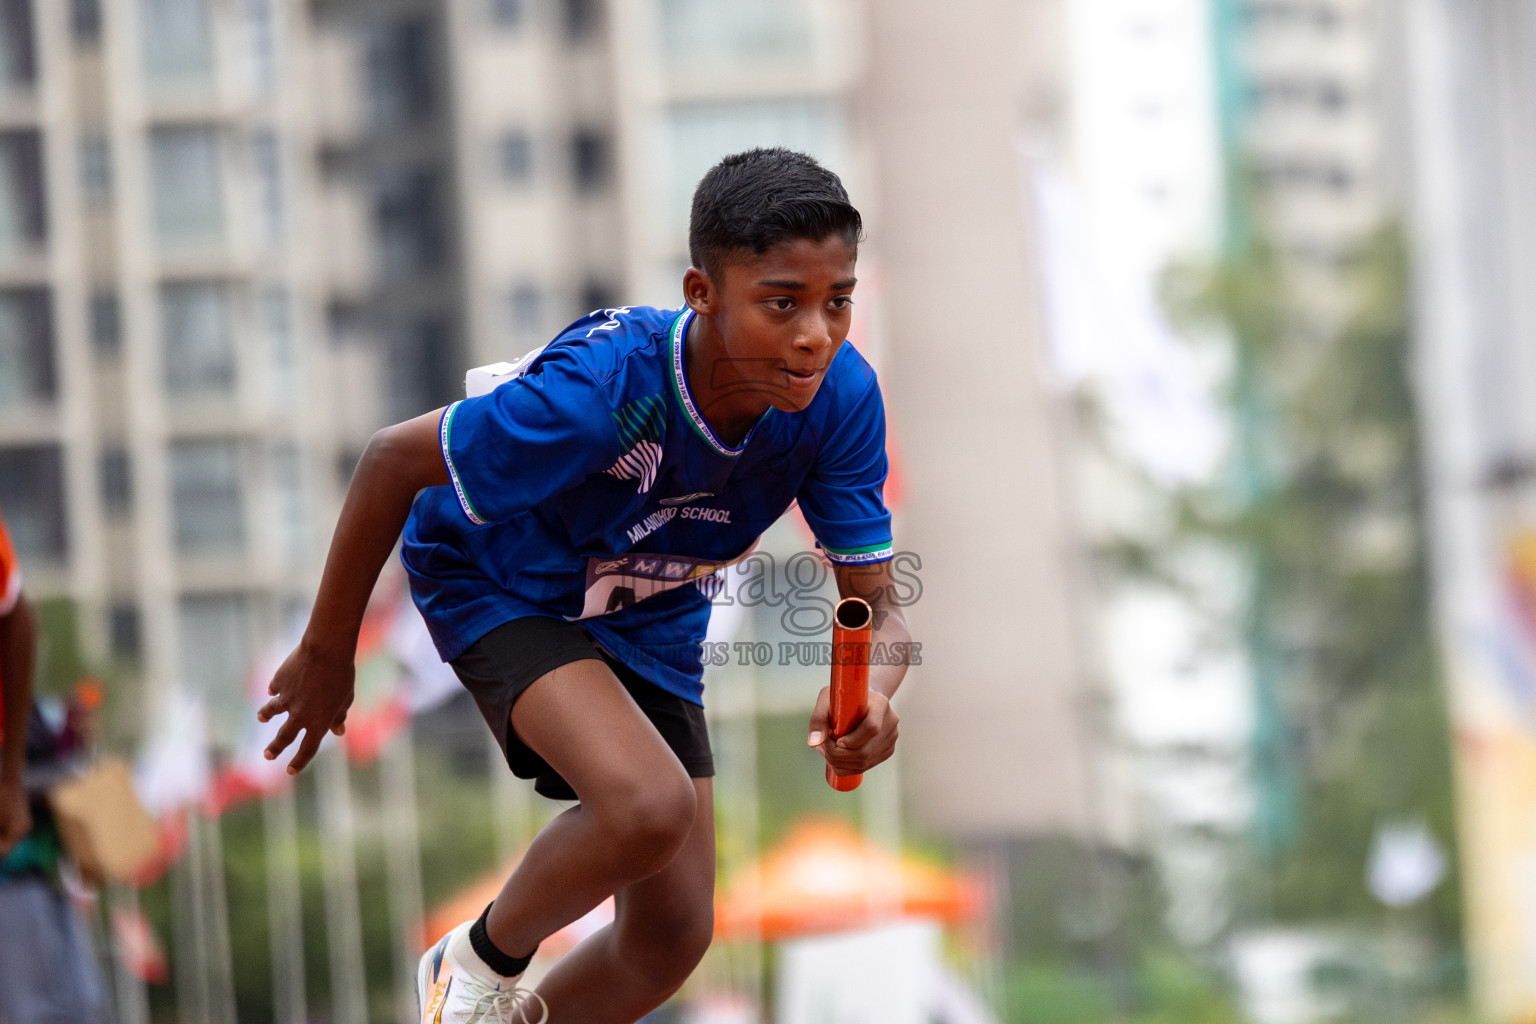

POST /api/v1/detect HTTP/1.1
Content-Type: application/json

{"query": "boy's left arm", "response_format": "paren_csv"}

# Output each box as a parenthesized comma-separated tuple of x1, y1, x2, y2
(806, 559, 911, 778)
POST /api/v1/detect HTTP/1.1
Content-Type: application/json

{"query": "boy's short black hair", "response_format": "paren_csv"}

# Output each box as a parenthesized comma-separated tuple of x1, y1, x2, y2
(688, 148, 863, 277)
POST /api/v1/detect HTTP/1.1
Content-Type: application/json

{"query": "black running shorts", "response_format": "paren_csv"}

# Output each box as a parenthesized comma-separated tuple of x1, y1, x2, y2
(449, 616, 714, 801)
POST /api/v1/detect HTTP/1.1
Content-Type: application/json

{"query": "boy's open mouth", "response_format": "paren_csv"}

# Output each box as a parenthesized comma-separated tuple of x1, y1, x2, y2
(784, 367, 821, 390)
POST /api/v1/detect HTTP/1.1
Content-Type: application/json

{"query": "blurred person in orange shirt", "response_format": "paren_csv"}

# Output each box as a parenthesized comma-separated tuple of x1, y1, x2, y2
(0, 506, 107, 1024)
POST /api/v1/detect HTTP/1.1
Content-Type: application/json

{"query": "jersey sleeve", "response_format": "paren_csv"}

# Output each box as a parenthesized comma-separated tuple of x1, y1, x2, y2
(0, 510, 19, 617)
(797, 371, 895, 565)
(439, 347, 624, 526)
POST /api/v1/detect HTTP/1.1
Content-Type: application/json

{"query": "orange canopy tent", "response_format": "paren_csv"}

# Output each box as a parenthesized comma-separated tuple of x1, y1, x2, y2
(714, 818, 983, 942)
(422, 819, 982, 952)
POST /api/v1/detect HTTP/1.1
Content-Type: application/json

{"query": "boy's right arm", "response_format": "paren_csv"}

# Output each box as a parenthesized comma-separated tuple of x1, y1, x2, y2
(259, 408, 450, 774)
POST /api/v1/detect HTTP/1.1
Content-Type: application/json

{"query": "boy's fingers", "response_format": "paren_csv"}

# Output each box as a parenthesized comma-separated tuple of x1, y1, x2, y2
(287, 729, 324, 775)
(264, 718, 301, 760)
(256, 694, 287, 723)
(835, 710, 880, 749)
(807, 686, 831, 746)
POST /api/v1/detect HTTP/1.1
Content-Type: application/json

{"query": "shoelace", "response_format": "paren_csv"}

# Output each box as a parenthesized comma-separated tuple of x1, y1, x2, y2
(465, 985, 549, 1024)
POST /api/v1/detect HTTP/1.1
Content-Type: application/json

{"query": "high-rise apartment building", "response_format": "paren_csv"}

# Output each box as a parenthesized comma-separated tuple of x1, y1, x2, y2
(1217, 0, 1398, 319)
(0, 0, 383, 743)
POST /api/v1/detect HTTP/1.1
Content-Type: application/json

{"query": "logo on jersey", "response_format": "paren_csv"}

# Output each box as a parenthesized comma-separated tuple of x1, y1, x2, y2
(606, 441, 662, 494)
(606, 395, 667, 494)
(660, 491, 714, 506)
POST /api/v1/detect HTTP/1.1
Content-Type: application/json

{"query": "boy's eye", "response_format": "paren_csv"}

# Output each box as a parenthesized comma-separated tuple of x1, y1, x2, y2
(767, 297, 795, 311)
(831, 295, 854, 310)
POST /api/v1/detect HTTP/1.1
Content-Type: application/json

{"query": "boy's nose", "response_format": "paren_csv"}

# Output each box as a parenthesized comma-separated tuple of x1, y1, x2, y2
(795, 314, 835, 355)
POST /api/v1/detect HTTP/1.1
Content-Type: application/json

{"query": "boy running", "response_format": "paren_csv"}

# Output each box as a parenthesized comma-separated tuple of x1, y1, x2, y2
(260, 148, 910, 1023)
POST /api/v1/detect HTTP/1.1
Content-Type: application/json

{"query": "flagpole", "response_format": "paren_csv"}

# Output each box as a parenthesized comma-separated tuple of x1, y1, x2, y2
(171, 817, 211, 1024)
(318, 748, 367, 1024)
(382, 724, 426, 1022)
(263, 783, 308, 1023)
(108, 885, 151, 1024)
(201, 812, 238, 1024)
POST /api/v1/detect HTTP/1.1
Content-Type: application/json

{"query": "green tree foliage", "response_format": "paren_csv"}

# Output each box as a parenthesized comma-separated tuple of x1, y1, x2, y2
(1163, 226, 1463, 944)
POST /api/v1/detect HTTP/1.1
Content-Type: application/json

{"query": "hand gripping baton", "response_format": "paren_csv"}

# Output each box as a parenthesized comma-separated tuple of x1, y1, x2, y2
(827, 597, 873, 792)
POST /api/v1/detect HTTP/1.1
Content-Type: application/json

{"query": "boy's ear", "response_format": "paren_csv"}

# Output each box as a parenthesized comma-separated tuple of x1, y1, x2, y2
(682, 265, 715, 316)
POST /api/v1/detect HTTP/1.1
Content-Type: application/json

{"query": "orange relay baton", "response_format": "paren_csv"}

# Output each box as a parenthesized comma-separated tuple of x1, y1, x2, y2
(826, 597, 872, 792)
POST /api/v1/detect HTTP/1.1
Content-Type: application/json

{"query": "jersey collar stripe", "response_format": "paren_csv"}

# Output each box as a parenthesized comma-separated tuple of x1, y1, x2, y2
(668, 309, 761, 459)
(441, 402, 488, 526)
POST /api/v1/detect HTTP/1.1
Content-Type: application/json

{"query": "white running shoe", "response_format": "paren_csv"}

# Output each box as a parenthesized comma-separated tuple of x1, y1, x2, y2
(417, 921, 549, 1024)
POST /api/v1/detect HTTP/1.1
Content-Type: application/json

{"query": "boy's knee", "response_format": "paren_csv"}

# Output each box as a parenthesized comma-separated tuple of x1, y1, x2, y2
(600, 774, 696, 872)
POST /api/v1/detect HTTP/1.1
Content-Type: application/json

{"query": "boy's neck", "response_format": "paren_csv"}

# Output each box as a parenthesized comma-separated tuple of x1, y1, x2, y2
(684, 313, 770, 448)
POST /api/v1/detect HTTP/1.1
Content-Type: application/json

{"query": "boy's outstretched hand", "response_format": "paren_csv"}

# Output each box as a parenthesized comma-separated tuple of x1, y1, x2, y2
(258, 643, 355, 775)
(807, 687, 899, 778)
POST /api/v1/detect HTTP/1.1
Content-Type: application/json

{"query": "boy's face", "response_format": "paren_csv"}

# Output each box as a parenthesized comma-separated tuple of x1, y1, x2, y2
(684, 235, 858, 415)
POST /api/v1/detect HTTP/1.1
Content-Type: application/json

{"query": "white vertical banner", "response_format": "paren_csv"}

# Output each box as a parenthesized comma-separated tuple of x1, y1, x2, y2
(172, 820, 210, 1024)
(263, 785, 308, 1023)
(318, 751, 367, 1024)
(201, 814, 237, 1024)
(382, 727, 426, 1022)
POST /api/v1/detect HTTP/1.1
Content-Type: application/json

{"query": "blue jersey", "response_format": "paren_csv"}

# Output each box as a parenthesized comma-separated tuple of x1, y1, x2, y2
(402, 304, 893, 704)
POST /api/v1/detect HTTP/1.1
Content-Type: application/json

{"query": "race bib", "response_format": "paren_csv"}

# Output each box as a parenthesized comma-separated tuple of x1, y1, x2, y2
(572, 543, 757, 620)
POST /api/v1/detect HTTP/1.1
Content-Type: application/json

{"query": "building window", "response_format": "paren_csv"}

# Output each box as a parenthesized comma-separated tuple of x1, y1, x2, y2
(335, 449, 361, 489)
(80, 134, 111, 206)
(0, 288, 53, 407)
(100, 448, 132, 517)
(71, 0, 101, 43)
(109, 603, 141, 660)
(246, 0, 277, 93)
(260, 286, 296, 404)
(0, 445, 67, 562)
(141, 0, 214, 82)
(562, 0, 600, 43)
(272, 443, 305, 564)
(251, 131, 283, 247)
(498, 130, 533, 184)
(0, 130, 45, 254)
(150, 126, 224, 244)
(0, 0, 35, 89)
(90, 291, 120, 356)
(490, 0, 524, 27)
(366, 19, 434, 127)
(385, 317, 450, 421)
(326, 299, 365, 348)
(571, 129, 609, 193)
(169, 439, 243, 552)
(375, 169, 443, 276)
(510, 284, 541, 336)
(177, 593, 252, 738)
(162, 282, 234, 396)
(660, 0, 816, 69)
(581, 281, 617, 315)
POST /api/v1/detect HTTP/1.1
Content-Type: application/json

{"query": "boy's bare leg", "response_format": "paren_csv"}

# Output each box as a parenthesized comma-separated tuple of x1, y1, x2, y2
(482, 658, 700, 960)
(532, 778, 716, 1021)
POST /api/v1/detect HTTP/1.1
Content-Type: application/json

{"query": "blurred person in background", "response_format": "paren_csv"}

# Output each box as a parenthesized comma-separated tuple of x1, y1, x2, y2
(0, 506, 107, 1024)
